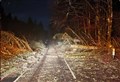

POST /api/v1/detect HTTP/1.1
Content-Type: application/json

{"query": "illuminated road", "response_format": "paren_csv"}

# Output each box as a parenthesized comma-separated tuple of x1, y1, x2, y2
(1, 45, 120, 82)
(15, 46, 75, 82)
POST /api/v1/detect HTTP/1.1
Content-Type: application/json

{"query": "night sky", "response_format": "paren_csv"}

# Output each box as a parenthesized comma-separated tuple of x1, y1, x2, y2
(1, 0, 52, 29)
(1, 0, 120, 29)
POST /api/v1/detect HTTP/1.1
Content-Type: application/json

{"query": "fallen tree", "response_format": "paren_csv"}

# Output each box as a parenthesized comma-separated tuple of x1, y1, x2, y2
(0, 30, 32, 60)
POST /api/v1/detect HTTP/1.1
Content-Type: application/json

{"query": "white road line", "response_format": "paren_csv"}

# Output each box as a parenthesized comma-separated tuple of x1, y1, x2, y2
(54, 46, 76, 79)
(64, 58, 76, 79)
(13, 48, 49, 82)
(13, 71, 27, 82)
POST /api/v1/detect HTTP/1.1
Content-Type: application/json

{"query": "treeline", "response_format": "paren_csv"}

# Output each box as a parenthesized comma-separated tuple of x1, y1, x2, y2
(50, 0, 120, 38)
(1, 4, 47, 41)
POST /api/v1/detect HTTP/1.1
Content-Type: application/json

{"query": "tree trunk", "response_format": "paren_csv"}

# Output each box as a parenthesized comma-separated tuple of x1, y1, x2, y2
(96, 1, 101, 46)
(107, 0, 113, 47)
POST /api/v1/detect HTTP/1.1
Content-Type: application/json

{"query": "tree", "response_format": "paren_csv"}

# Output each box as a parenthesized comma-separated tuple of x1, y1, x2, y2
(107, 0, 113, 47)
(7, 13, 12, 20)
(51, 0, 113, 47)
(28, 17, 33, 24)
(38, 21, 44, 28)
(1, 2, 6, 29)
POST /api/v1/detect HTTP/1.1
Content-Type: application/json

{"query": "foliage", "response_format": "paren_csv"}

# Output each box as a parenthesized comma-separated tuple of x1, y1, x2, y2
(51, 0, 120, 47)
(1, 3, 47, 41)
(0, 31, 32, 60)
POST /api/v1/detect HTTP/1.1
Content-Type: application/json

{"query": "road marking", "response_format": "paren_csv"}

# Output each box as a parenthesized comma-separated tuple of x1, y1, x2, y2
(54, 46, 76, 79)
(13, 71, 27, 82)
(13, 48, 49, 82)
(64, 58, 76, 79)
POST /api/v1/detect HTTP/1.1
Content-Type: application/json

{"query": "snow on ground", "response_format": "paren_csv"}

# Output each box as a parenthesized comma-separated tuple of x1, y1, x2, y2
(1, 47, 47, 80)
(1, 42, 120, 82)
(65, 49, 120, 82)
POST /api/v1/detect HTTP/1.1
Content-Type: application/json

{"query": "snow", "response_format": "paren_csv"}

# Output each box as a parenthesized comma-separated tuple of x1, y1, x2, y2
(1, 47, 46, 80)
(1, 43, 120, 82)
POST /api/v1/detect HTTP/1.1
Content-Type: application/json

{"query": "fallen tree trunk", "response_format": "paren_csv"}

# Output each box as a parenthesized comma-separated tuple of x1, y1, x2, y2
(70, 45, 98, 50)
(0, 31, 32, 60)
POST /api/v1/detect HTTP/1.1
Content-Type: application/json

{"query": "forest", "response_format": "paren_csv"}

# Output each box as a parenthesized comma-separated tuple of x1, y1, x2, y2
(50, 0, 120, 47)
(1, 3, 47, 41)
(1, 0, 120, 82)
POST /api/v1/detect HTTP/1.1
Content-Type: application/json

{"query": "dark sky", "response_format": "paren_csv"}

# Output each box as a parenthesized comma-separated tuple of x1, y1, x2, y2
(1, 0, 120, 29)
(1, 0, 52, 29)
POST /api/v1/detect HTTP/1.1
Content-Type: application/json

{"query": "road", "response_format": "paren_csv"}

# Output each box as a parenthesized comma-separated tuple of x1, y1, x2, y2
(15, 46, 75, 82)
(1, 44, 120, 82)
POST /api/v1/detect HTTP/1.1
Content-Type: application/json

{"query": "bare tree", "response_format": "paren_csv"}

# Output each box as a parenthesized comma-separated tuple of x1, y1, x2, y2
(51, 0, 113, 47)
(107, 0, 113, 47)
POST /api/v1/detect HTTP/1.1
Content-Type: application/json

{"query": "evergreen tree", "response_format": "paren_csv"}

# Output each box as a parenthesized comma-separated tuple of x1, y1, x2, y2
(38, 21, 44, 30)
(28, 17, 33, 24)
(14, 16, 18, 21)
(0, 2, 6, 29)
(7, 13, 12, 20)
